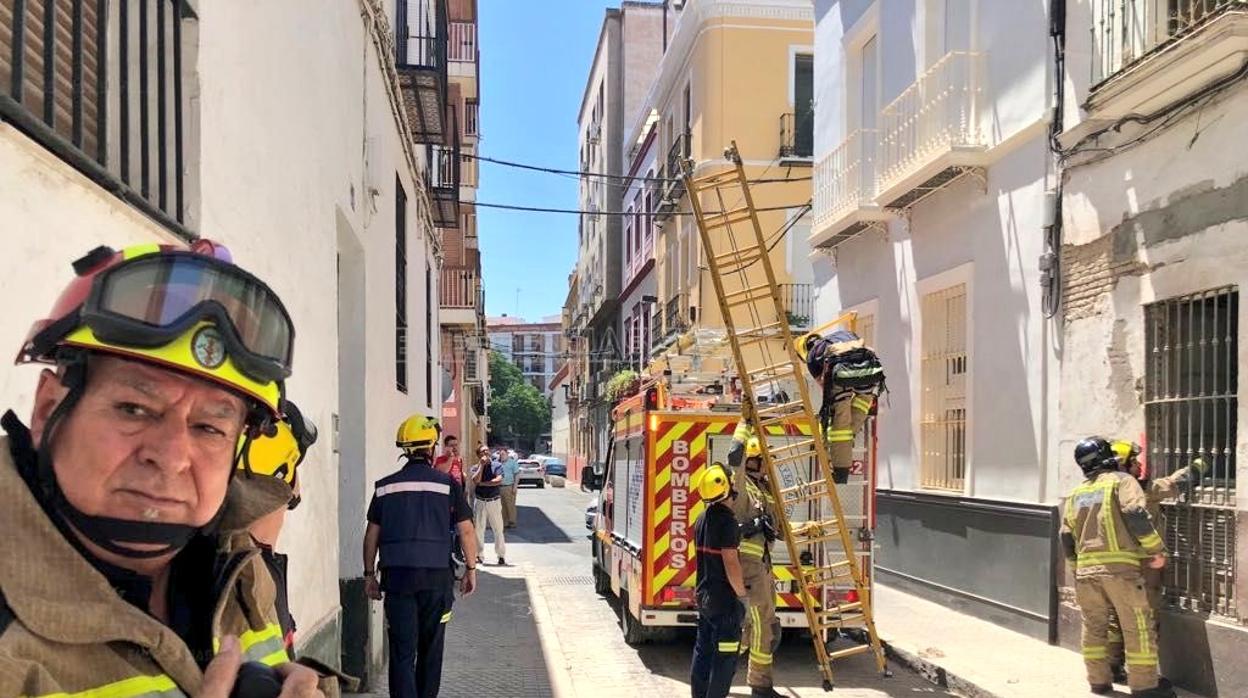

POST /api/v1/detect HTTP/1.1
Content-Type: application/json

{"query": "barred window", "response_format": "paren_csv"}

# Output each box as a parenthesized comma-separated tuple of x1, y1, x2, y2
(1145, 287, 1238, 617)
(919, 284, 968, 492)
(395, 177, 408, 394)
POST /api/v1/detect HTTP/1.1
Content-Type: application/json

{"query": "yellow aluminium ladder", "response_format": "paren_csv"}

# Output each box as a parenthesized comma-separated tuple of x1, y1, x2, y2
(682, 142, 889, 691)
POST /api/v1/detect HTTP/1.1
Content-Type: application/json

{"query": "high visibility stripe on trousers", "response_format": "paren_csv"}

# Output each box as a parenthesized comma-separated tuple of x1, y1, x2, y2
(749, 605, 773, 666)
(851, 397, 872, 413)
(1082, 645, 1108, 660)
(825, 429, 854, 443)
(441, 611, 453, 623)
(718, 641, 740, 653)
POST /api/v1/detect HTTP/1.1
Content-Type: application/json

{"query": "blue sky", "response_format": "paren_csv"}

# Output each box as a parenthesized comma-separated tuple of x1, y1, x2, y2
(477, 0, 619, 322)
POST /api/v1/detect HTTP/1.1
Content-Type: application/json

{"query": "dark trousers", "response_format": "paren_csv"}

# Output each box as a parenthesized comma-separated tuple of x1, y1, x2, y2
(384, 587, 454, 698)
(690, 603, 743, 698)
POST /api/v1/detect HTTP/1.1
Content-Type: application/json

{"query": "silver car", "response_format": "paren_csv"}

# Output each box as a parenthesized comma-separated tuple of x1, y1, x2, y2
(516, 459, 545, 488)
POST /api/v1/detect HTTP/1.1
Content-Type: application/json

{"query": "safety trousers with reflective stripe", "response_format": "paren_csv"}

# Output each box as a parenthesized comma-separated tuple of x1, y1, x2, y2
(691, 603, 743, 698)
(741, 560, 776, 689)
(1075, 573, 1160, 692)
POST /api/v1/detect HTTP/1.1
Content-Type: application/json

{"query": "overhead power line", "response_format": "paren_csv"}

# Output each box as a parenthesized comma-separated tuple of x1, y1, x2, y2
(463, 152, 811, 185)
(471, 201, 812, 216)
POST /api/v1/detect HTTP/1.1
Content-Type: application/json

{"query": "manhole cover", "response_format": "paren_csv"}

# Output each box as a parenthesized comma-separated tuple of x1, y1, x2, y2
(540, 575, 594, 586)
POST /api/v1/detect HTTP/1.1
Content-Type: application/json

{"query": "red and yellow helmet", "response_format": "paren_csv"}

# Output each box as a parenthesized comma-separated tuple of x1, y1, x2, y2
(16, 240, 294, 419)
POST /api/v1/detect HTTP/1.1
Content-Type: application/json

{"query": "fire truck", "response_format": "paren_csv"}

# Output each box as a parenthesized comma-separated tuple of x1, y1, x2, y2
(587, 380, 877, 645)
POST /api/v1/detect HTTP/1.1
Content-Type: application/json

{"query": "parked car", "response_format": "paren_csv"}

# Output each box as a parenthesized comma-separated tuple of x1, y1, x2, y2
(585, 500, 597, 531)
(543, 458, 567, 480)
(516, 459, 545, 488)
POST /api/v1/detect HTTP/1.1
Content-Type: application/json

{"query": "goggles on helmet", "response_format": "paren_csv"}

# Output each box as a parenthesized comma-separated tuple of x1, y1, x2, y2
(77, 250, 294, 384)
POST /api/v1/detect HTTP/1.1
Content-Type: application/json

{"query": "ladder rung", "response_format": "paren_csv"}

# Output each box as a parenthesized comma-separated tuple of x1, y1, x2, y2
(757, 399, 807, 419)
(826, 643, 877, 661)
(779, 481, 827, 501)
(822, 600, 863, 617)
(768, 450, 815, 469)
(817, 614, 867, 631)
(800, 560, 855, 584)
(747, 361, 795, 381)
(691, 168, 743, 191)
(795, 529, 848, 549)
(703, 207, 754, 231)
(770, 438, 817, 455)
(733, 321, 785, 346)
(759, 411, 802, 430)
(713, 247, 764, 272)
(724, 283, 773, 307)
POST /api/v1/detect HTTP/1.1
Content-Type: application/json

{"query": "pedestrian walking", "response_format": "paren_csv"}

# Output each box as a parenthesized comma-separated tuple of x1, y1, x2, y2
(727, 416, 783, 697)
(1061, 437, 1174, 697)
(0, 241, 331, 695)
(473, 446, 507, 565)
(363, 414, 478, 698)
(500, 449, 520, 528)
(690, 462, 747, 698)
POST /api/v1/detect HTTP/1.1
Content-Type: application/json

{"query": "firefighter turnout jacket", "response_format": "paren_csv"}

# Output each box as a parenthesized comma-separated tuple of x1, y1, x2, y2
(1060, 470, 1166, 577)
(0, 436, 341, 696)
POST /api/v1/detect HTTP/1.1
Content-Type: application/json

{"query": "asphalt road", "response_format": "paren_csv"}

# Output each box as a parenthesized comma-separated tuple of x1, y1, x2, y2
(355, 481, 957, 698)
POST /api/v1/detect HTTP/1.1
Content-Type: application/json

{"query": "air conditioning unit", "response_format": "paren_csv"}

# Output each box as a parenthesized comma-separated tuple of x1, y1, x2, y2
(464, 348, 481, 384)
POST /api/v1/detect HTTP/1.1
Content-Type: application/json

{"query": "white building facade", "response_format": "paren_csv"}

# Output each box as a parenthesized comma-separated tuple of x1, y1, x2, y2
(1056, 2, 1248, 691)
(0, 0, 443, 686)
(810, 0, 1061, 641)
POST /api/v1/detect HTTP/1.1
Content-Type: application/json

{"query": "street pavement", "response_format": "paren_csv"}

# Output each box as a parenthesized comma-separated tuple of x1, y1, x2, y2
(352, 483, 954, 698)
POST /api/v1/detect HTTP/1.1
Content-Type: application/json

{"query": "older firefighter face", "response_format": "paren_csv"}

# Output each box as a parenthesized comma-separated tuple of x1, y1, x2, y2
(31, 357, 246, 536)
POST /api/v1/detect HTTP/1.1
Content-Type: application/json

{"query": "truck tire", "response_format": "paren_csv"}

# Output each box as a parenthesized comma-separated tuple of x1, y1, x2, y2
(620, 593, 647, 646)
(593, 563, 610, 596)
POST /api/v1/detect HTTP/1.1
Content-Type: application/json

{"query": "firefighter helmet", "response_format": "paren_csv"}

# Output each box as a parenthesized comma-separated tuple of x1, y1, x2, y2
(698, 462, 732, 504)
(1074, 437, 1116, 476)
(745, 436, 762, 459)
(396, 414, 441, 455)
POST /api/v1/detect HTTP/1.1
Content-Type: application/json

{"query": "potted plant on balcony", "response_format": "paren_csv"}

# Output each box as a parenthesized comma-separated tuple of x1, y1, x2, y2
(786, 311, 810, 328)
(604, 370, 641, 403)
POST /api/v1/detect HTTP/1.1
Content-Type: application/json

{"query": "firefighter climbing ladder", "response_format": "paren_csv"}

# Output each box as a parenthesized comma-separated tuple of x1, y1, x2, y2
(683, 143, 888, 690)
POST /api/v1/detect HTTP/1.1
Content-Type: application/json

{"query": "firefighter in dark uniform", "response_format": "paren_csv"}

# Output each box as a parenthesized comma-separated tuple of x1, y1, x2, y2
(690, 462, 748, 698)
(362, 415, 478, 698)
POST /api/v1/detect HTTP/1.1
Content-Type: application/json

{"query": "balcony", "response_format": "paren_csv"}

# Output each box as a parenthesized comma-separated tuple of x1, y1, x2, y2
(396, 0, 448, 144)
(655, 132, 691, 223)
(650, 308, 666, 351)
(439, 265, 479, 327)
(780, 284, 813, 329)
(810, 129, 892, 250)
(427, 109, 459, 228)
(779, 112, 814, 162)
(1087, 0, 1248, 118)
(0, 0, 195, 238)
(876, 51, 987, 211)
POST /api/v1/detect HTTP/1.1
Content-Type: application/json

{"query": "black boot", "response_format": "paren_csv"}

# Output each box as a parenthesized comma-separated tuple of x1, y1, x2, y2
(1131, 684, 1176, 698)
(1111, 663, 1128, 684)
(750, 688, 784, 698)
(1090, 685, 1112, 695)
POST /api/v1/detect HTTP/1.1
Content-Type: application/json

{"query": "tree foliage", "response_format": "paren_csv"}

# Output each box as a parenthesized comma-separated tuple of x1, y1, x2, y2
(486, 351, 552, 450)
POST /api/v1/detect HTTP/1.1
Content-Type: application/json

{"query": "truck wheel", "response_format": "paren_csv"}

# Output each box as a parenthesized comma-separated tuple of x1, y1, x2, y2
(620, 594, 647, 646)
(593, 564, 610, 596)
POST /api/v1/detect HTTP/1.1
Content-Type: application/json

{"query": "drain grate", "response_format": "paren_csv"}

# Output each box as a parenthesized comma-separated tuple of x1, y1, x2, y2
(539, 575, 594, 586)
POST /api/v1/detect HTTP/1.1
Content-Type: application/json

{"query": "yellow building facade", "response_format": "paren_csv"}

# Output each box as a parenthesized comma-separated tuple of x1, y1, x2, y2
(633, 0, 815, 382)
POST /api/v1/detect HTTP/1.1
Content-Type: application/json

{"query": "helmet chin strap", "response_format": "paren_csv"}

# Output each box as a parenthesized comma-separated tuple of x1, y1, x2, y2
(35, 351, 220, 561)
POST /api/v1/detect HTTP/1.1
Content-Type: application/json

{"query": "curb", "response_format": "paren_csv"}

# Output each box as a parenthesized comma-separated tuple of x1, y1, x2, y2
(882, 640, 999, 698)
(523, 564, 578, 698)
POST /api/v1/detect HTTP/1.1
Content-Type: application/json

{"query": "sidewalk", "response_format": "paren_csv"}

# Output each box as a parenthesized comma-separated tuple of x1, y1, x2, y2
(875, 584, 1200, 698)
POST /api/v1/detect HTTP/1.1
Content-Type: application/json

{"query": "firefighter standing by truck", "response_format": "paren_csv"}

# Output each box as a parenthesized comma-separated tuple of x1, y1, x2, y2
(726, 411, 783, 698)
(1061, 437, 1174, 698)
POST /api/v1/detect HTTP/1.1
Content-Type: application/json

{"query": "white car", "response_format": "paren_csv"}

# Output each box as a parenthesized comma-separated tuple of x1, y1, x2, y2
(516, 459, 545, 488)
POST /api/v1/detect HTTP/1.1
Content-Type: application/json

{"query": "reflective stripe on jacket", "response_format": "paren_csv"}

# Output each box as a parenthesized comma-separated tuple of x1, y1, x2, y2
(0, 437, 337, 696)
(1060, 470, 1166, 579)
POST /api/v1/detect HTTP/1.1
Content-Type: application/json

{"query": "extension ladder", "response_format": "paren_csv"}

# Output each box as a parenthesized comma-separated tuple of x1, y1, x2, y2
(682, 143, 889, 690)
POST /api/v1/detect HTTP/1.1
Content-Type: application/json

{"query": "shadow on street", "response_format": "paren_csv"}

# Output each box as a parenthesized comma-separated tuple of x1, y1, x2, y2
(483, 503, 573, 544)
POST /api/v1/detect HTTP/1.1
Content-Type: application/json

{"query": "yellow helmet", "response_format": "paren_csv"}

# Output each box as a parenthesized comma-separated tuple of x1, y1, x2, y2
(1110, 440, 1141, 468)
(240, 401, 317, 485)
(697, 462, 732, 503)
(16, 241, 293, 420)
(793, 331, 819, 362)
(745, 437, 762, 459)
(396, 414, 441, 454)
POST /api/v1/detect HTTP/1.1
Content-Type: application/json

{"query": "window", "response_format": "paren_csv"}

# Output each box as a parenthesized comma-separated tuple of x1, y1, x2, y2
(632, 191, 644, 254)
(792, 53, 814, 157)
(623, 204, 634, 267)
(1090, 0, 1242, 84)
(1145, 287, 1238, 617)
(425, 264, 433, 407)
(395, 178, 409, 393)
(919, 283, 968, 491)
(1, 0, 195, 231)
